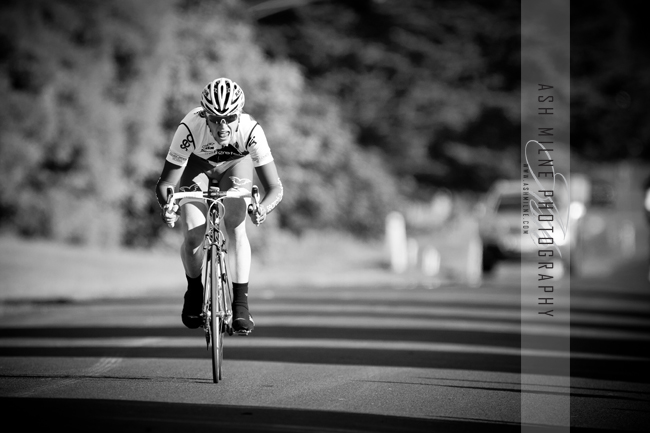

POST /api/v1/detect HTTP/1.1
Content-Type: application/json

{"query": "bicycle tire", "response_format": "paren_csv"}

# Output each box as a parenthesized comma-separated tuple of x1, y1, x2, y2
(210, 244, 224, 383)
(202, 245, 212, 344)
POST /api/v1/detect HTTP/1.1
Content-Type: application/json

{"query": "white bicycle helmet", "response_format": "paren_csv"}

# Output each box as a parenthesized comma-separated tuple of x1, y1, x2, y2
(200, 78, 245, 116)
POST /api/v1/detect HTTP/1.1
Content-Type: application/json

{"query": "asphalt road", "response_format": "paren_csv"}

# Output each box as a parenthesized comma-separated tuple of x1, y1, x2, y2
(0, 261, 648, 432)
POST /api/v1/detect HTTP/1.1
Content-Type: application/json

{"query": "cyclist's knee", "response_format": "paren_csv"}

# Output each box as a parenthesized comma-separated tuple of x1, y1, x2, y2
(183, 224, 206, 247)
(225, 219, 247, 243)
(223, 198, 246, 231)
(182, 202, 206, 228)
(180, 204, 206, 245)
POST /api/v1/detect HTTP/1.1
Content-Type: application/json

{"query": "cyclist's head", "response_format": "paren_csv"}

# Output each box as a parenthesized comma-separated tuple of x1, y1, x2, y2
(200, 78, 245, 116)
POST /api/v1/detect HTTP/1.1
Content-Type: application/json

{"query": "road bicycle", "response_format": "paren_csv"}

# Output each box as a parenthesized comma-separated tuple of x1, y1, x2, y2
(166, 184, 260, 383)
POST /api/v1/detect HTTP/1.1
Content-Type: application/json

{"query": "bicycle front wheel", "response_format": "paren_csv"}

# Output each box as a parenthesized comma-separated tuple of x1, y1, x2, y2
(210, 245, 224, 383)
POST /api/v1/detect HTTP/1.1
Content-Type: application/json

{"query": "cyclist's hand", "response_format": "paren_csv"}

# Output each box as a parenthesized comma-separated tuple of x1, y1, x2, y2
(249, 205, 267, 226)
(162, 203, 180, 227)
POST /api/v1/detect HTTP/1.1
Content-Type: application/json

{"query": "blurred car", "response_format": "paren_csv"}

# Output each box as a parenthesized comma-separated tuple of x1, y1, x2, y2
(478, 178, 586, 274)
(478, 180, 525, 273)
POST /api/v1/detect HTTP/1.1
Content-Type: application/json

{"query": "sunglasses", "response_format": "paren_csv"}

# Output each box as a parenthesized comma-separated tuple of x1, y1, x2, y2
(206, 113, 238, 124)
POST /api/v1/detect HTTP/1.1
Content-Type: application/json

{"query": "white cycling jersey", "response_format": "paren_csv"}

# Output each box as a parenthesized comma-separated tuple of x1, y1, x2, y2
(165, 107, 274, 168)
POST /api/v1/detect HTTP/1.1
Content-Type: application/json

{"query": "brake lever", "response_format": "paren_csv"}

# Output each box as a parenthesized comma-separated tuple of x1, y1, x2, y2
(247, 185, 260, 215)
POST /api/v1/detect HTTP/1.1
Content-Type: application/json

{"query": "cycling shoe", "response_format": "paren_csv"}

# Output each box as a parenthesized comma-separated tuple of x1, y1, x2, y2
(232, 305, 255, 335)
(181, 288, 203, 329)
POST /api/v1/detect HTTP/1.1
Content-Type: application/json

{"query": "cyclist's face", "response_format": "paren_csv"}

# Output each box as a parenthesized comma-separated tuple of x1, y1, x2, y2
(206, 113, 239, 145)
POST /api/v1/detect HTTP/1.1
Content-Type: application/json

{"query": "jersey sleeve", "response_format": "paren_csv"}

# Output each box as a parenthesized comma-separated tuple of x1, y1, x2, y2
(246, 124, 274, 167)
(165, 117, 197, 167)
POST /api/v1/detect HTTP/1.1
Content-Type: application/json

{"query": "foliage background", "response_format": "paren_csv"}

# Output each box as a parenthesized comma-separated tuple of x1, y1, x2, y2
(0, 0, 647, 249)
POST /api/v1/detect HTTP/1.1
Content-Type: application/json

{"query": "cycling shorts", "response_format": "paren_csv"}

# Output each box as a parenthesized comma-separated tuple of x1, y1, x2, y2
(178, 153, 254, 207)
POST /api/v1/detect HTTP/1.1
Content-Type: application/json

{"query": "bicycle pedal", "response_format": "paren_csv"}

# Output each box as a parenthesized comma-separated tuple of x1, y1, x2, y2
(235, 330, 252, 336)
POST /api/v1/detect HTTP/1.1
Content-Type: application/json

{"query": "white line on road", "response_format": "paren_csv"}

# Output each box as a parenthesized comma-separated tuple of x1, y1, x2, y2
(10, 357, 122, 397)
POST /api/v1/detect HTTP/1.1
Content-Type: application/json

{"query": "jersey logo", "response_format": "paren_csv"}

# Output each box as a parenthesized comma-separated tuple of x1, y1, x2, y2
(168, 151, 188, 165)
(180, 133, 194, 151)
(229, 176, 252, 187)
(201, 142, 216, 152)
(180, 184, 202, 192)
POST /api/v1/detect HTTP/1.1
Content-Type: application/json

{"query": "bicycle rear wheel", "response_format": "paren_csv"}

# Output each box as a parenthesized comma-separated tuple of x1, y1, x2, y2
(210, 244, 224, 383)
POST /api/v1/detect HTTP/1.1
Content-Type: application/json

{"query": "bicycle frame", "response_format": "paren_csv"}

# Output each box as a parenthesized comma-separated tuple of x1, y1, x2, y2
(203, 194, 232, 329)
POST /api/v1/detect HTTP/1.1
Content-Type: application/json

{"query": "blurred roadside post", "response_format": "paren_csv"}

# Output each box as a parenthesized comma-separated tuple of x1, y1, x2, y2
(386, 212, 408, 273)
(421, 246, 440, 277)
(643, 177, 650, 281)
(407, 238, 419, 271)
(466, 234, 482, 287)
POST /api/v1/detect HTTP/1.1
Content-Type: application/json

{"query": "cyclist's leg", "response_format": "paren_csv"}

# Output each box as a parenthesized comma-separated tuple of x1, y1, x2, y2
(178, 157, 210, 328)
(219, 157, 254, 284)
(179, 200, 207, 329)
(219, 157, 255, 333)
(180, 201, 207, 277)
(178, 160, 210, 278)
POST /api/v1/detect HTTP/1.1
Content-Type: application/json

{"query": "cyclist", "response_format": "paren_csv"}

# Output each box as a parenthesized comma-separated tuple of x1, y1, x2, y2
(155, 78, 283, 334)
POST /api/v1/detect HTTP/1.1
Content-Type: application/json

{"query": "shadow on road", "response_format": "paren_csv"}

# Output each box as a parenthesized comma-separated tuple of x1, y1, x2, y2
(0, 397, 626, 433)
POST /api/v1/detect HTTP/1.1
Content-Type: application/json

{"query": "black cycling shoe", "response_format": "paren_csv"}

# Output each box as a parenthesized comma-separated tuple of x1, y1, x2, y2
(232, 305, 255, 335)
(181, 288, 203, 329)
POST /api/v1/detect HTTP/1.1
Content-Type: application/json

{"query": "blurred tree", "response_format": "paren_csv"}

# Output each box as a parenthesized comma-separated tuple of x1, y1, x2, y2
(251, 0, 521, 192)
(0, 0, 173, 246)
(252, 0, 650, 188)
(571, 0, 650, 160)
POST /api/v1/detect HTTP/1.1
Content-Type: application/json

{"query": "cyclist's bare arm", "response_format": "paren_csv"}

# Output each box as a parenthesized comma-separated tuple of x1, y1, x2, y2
(254, 160, 283, 215)
(156, 160, 184, 207)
